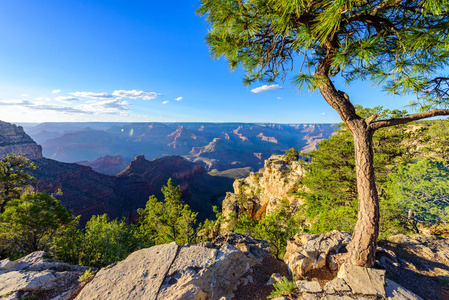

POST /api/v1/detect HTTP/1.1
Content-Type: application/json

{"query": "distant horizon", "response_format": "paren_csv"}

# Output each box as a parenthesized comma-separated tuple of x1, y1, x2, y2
(14, 121, 338, 125)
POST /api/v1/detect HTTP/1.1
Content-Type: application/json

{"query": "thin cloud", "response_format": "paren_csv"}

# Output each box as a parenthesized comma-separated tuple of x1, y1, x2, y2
(112, 90, 162, 100)
(175, 96, 183, 101)
(35, 97, 51, 101)
(0, 99, 90, 114)
(0, 99, 31, 106)
(321, 113, 326, 115)
(51, 89, 61, 94)
(162, 101, 169, 104)
(70, 92, 113, 99)
(55, 96, 80, 103)
(250, 84, 283, 93)
(22, 94, 29, 97)
(276, 97, 282, 100)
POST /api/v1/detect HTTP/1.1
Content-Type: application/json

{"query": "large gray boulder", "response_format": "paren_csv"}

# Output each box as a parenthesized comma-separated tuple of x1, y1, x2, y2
(0, 251, 91, 300)
(75, 233, 285, 300)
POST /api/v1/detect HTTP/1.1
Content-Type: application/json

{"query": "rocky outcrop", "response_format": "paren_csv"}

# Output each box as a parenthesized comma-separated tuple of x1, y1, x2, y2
(0, 121, 42, 159)
(75, 233, 288, 300)
(222, 154, 306, 222)
(0, 251, 92, 300)
(281, 231, 425, 300)
(284, 231, 352, 279)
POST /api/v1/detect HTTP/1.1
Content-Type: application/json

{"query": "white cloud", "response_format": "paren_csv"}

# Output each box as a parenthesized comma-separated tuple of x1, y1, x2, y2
(35, 97, 51, 101)
(76, 99, 130, 115)
(112, 90, 162, 100)
(51, 89, 61, 94)
(162, 101, 169, 104)
(22, 94, 29, 97)
(55, 96, 80, 103)
(276, 97, 282, 100)
(70, 92, 113, 99)
(321, 113, 326, 115)
(250, 84, 284, 93)
(175, 96, 183, 101)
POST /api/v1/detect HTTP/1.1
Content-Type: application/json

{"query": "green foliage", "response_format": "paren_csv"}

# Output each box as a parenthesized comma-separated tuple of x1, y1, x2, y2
(268, 276, 297, 299)
(298, 106, 435, 237)
(0, 154, 37, 212)
(229, 200, 303, 259)
(386, 159, 449, 226)
(0, 192, 74, 259)
(285, 148, 299, 162)
(197, 0, 449, 109)
(138, 178, 197, 245)
(78, 268, 96, 282)
(53, 214, 147, 268)
(195, 205, 223, 242)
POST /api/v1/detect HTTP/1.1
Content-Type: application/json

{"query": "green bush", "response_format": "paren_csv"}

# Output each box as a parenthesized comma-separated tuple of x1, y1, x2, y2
(0, 192, 74, 259)
(386, 159, 449, 227)
(229, 200, 303, 259)
(268, 277, 297, 299)
(138, 178, 197, 245)
(53, 214, 147, 268)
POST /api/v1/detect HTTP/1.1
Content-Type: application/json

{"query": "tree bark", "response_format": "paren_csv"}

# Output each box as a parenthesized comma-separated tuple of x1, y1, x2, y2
(317, 56, 380, 267)
(346, 120, 379, 267)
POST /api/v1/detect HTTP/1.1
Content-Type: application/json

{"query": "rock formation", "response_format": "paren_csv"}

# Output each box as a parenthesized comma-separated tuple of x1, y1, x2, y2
(75, 233, 288, 300)
(281, 231, 425, 300)
(284, 231, 352, 278)
(0, 121, 42, 159)
(0, 251, 92, 300)
(222, 154, 306, 222)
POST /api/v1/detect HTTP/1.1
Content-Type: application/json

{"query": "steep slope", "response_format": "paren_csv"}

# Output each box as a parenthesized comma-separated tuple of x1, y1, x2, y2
(116, 155, 233, 221)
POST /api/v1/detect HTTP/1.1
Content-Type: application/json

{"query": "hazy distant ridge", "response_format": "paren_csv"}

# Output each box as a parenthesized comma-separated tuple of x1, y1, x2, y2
(21, 122, 337, 171)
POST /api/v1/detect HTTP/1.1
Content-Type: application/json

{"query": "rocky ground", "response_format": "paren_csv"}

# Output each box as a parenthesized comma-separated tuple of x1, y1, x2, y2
(1, 233, 448, 300)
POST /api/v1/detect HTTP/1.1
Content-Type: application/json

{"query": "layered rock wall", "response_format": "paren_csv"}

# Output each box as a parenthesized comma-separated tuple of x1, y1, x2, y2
(0, 121, 42, 159)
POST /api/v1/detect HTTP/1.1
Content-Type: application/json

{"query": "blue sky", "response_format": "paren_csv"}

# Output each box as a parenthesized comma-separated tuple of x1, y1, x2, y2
(0, 0, 412, 124)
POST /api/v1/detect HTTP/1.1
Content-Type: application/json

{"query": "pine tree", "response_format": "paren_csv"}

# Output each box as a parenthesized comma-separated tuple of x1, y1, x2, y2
(0, 154, 37, 212)
(198, 0, 449, 266)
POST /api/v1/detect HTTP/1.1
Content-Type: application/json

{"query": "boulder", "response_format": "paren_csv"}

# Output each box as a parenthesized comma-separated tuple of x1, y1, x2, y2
(75, 243, 179, 300)
(385, 279, 424, 300)
(75, 233, 284, 300)
(284, 231, 351, 278)
(337, 263, 386, 297)
(0, 251, 91, 300)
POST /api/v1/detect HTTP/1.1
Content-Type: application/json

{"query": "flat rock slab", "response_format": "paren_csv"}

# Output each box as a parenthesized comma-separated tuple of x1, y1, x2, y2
(337, 263, 386, 297)
(323, 278, 351, 294)
(0, 270, 57, 295)
(385, 279, 424, 300)
(75, 243, 179, 300)
(297, 280, 322, 293)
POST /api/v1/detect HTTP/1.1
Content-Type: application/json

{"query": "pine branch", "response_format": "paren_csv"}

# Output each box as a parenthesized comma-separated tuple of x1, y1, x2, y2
(370, 109, 449, 130)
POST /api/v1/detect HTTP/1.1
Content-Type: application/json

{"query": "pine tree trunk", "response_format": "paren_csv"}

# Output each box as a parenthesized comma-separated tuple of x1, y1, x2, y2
(346, 120, 379, 267)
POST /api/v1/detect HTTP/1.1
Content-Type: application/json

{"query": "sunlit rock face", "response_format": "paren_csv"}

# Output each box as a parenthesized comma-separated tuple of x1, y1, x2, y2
(0, 121, 43, 159)
(222, 154, 307, 222)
